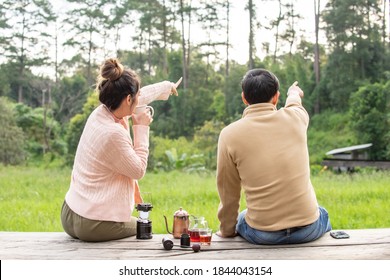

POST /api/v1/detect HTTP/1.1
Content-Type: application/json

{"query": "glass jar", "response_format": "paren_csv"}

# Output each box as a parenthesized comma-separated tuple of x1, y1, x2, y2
(188, 216, 208, 242)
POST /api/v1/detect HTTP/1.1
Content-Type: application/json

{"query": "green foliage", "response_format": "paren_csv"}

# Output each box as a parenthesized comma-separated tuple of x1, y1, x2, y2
(349, 81, 390, 159)
(224, 63, 247, 118)
(62, 0, 112, 84)
(12, 102, 66, 161)
(65, 91, 99, 164)
(162, 149, 206, 173)
(321, 0, 388, 111)
(52, 74, 89, 124)
(264, 53, 316, 113)
(209, 90, 226, 121)
(150, 136, 205, 172)
(193, 120, 226, 170)
(0, 64, 11, 98)
(0, 0, 388, 171)
(1, 0, 56, 103)
(146, 49, 223, 139)
(150, 119, 225, 171)
(308, 110, 356, 164)
(0, 97, 26, 165)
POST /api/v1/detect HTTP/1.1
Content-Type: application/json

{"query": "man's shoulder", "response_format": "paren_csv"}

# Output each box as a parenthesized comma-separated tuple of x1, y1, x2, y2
(219, 119, 247, 143)
(280, 103, 309, 125)
(221, 118, 244, 133)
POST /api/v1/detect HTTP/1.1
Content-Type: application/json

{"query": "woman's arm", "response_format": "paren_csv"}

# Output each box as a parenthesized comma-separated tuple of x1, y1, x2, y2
(138, 78, 182, 105)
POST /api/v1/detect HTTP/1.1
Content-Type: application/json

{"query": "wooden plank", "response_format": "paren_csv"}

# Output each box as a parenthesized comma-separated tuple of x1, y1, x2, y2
(1, 228, 390, 260)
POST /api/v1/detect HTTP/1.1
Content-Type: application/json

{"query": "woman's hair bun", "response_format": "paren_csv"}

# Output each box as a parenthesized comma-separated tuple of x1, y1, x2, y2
(100, 58, 124, 81)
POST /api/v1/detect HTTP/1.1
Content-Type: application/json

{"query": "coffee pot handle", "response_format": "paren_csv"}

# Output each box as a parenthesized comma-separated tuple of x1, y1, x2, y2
(163, 215, 172, 234)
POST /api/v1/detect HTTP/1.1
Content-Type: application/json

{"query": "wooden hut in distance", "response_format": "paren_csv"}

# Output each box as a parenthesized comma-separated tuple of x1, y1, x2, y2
(322, 143, 390, 171)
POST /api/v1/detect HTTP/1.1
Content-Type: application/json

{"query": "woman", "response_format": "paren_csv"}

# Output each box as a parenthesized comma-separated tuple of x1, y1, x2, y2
(61, 58, 181, 242)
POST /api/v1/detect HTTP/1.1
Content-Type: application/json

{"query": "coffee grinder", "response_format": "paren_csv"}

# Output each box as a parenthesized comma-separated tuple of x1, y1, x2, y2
(136, 203, 153, 239)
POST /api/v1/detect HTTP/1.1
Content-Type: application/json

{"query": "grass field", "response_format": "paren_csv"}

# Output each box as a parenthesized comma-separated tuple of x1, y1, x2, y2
(0, 165, 389, 233)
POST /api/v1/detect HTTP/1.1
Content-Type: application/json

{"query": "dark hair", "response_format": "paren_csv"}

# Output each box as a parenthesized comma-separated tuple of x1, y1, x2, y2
(96, 58, 140, 110)
(241, 69, 279, 104)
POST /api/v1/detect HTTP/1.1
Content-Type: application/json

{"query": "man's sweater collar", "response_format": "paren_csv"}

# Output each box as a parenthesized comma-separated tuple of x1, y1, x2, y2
(242, 102, 277, 118)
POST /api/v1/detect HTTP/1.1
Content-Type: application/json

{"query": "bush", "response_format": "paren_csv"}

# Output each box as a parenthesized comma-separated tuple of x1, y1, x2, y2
(149, 136, 204, 172)
(308, 110, 356, 164)
(12, 102, 66, 162)
(349, 82, 390, 160)
(65, 91, 99, 164)
(193, 120, 225, 170)
(0, 97, 26, 165)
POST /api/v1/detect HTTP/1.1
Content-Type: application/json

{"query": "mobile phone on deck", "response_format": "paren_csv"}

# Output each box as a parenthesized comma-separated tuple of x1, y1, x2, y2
(330, 231, 350, 239)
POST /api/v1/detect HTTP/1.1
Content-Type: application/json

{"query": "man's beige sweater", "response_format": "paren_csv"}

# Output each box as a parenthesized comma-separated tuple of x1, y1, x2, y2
(217, 94, 319, 236)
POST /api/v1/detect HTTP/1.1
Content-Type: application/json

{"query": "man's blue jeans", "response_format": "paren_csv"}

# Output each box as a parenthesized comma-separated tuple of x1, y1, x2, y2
(236, 206, 332, 245)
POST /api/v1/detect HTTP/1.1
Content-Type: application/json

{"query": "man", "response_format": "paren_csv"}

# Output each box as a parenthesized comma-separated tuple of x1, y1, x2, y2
(216, 69, 331, 244)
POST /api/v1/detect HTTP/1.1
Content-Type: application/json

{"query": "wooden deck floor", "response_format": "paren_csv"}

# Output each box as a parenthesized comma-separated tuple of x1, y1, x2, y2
(1, 228, 390, 260)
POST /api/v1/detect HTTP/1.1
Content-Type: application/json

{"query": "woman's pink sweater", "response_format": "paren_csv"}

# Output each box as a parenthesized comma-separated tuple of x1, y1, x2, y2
(65, 81, 172, 222)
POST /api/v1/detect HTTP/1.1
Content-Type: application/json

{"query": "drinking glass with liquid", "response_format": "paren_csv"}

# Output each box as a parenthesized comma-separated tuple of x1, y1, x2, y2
(199, 228, 212, 245)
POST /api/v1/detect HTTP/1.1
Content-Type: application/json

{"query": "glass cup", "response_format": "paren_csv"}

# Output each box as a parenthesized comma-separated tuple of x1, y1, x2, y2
(199, 228, 212, 245)
(134, 105, 154, 116)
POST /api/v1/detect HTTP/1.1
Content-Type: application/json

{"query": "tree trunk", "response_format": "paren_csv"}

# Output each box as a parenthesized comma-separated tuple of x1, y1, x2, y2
(314, 0, 321, 115)
(288, 3, 295, 55)
(42, 89, 47, 155)
(225, 0, 230, 77)
(380, 0, 388, 48)
(87, 26, 93, 86)
(179, 0, 188, 89)
(55, 23, 59, 85)
(18, 15, 27, 103)
(273, 0, 282, 63)
(148, 23, 152, 75)
(162, 0, 168, 75)
(17, 63, 24, 103)
(139, 31, 145, 74)
(186, 0, 192, 88)
(248, 0, 255, 69)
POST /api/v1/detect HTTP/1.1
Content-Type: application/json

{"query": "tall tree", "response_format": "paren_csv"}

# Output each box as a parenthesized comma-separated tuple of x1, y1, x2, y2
(52, 74, 89, 124)
(135, 0, 179, 77)
(271, 0, 284, 63)
(139, 2, 158, 75)
(349, 82, 390, 159)
(178, 0, 194, 89)
(161, 0, 171, 75)
(313, 0, 321, 114)
(280, 1, 301, 55)
(382, 0, 389, 47)
(196, 0, 226, 83)
(0, 2, 9, 57)
(225, 0, 231, 76)
(179, 0, 187, 88)
(63, 0, 111, 85)
(322, 0, 387, 111)
(108, 0, 139, 57)
(1, 0, 55, 103)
